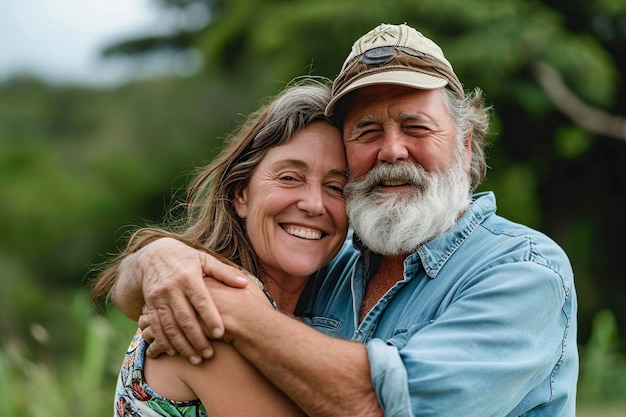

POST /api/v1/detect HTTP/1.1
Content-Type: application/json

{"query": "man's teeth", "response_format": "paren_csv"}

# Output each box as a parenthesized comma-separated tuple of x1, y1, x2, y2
(285, 227, 322, 240)
(381, 179, 408, 186)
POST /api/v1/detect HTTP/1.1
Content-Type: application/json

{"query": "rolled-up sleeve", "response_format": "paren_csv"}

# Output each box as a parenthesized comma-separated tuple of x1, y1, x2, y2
(366, 260, 575, 417)
(367, 338, 413, 417)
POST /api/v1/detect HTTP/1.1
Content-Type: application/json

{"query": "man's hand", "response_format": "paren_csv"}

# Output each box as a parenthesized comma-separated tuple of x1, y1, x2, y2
(111, 237, 250, 364)
(139, 274, 271, 356)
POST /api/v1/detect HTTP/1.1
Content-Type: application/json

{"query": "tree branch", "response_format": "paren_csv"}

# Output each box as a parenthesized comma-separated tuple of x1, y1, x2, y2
(531, 60, 626, 142)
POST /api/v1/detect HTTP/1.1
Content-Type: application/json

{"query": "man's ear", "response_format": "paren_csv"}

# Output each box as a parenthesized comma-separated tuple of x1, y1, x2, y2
(234, 186, 249, 219)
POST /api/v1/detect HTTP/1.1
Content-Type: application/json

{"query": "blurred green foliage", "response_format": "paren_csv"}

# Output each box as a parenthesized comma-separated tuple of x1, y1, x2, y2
(579, 309, 626, 402)
(0, 292, 136, 416)
(1, 0, 625, 414)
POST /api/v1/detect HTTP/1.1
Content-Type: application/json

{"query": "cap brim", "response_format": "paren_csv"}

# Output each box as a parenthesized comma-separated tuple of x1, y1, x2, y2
(325, 70, 448, 117)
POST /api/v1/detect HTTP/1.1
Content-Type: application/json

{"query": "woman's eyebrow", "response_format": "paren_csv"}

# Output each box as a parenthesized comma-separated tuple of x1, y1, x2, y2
(272, 160, 347, 180)
(271, 159, 309, 171)
(327, 168, 349, 180)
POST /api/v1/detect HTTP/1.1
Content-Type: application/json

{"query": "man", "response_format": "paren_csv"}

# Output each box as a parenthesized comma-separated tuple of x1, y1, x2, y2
(112, 23, 578, 416)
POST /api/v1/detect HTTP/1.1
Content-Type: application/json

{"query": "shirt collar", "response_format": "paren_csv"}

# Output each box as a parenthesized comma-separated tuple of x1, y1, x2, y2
(353, 192, 497, 279)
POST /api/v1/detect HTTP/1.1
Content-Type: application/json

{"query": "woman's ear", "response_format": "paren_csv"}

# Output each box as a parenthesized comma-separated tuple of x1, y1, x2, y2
(234, 185, 249, 219)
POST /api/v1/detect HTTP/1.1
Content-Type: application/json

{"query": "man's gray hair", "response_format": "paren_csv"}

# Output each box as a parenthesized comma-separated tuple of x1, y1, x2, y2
(441, 87, 491, 191)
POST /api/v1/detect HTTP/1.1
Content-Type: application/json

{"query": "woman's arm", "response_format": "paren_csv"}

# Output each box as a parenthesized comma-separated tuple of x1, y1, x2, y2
(145, 341, 307, 417)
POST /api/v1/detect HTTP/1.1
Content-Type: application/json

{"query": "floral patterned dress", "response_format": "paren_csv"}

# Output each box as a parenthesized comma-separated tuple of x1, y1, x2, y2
(114, 329, 208, 417)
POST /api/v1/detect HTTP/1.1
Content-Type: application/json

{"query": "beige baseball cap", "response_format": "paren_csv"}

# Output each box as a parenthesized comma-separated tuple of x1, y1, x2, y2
(325, 23, 464, 117)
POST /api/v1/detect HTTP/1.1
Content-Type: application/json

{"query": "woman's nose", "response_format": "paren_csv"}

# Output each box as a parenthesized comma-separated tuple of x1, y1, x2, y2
(296, 185, 326, 216)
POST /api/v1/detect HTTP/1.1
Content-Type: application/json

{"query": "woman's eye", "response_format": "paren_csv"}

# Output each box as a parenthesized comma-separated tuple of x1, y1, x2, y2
(279, 175, 299, 182)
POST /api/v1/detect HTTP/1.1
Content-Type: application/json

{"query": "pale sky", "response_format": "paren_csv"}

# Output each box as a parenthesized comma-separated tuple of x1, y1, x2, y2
(0, 0, 171, 86)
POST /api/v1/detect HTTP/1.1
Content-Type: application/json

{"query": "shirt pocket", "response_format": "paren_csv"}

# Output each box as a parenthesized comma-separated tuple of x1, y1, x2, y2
(301, 316, 342, 337)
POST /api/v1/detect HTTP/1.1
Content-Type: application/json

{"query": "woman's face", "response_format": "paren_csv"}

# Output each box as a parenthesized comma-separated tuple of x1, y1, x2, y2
(235, 121, 348, 283)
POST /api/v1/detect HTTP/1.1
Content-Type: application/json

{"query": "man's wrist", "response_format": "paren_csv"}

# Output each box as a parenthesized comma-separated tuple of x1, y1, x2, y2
(110, 250, 145, 320)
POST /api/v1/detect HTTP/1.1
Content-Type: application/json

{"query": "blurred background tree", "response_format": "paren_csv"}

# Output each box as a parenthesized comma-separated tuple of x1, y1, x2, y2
(1, 0, 625, 415)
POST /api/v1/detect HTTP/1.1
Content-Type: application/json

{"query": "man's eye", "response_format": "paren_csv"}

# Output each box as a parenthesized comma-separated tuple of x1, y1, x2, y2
(405, 125, 429, 133)
(355, 130, 380, 142)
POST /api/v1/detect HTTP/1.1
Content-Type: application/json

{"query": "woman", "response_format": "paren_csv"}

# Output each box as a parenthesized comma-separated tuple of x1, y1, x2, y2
(91, 79, 348, 417)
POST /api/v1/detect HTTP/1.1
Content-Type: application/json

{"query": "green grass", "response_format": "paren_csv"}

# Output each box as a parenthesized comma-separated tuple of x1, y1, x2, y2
(0, 293, 137, 417)
(577, 403, 626, 417)
(1, 294, 625, 416)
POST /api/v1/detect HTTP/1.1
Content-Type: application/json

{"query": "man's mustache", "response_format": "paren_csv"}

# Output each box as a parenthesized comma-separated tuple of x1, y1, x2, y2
(347, 162, 428, 192)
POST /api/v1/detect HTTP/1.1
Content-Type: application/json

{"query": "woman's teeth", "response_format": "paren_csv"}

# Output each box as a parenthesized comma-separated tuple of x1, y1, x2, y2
(285, 227, 322, 240)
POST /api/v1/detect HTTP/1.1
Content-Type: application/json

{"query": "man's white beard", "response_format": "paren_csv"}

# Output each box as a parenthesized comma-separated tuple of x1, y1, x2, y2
(344, 159, 472, 256)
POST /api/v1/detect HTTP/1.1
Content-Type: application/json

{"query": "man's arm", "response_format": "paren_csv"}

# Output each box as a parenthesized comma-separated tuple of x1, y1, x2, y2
(110, 237, 250, 362)
(109, 249, 148, 320)
(205, 277, 383, 417)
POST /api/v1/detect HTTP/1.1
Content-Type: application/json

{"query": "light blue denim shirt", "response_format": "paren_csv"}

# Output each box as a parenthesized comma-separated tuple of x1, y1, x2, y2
(297, 192, 578, 417)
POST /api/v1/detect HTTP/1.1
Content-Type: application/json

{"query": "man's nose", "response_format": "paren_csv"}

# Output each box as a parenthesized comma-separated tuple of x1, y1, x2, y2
(377, 131, 409, 163)
(297, 185, 326, 216)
